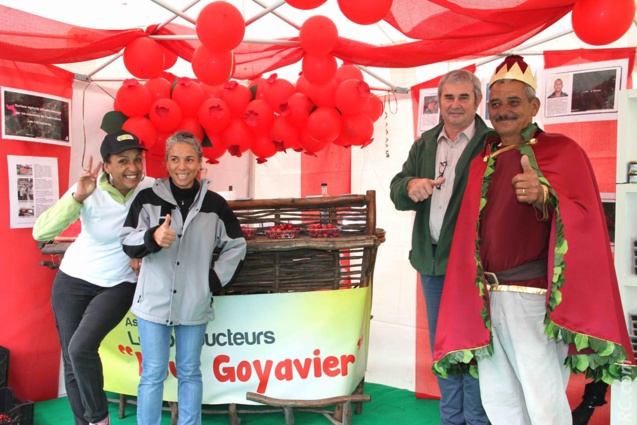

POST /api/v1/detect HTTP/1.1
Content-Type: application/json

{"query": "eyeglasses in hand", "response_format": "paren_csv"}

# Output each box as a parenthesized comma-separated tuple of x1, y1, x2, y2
(435, 161, 447, 190)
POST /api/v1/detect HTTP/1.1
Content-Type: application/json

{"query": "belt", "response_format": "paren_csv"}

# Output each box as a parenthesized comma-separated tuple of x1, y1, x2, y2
(484, 258, 548, 295)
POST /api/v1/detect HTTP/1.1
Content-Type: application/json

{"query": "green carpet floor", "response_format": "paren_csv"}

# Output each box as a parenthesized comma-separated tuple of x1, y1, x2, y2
(33, 383, 441, 424)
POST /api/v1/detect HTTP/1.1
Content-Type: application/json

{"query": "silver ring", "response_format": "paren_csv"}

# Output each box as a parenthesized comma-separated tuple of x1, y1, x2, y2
(522, 189, 526, 195)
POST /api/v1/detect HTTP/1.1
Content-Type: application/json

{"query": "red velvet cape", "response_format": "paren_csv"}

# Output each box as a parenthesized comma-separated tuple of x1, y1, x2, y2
(432, 127, 635, 380)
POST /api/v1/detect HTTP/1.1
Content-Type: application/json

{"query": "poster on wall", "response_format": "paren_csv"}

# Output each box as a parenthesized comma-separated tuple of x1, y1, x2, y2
(537, 59, 628, 124)
(7, 155, 59, 229)
(417, 88, 441, 133)
(2, 87, 71, 145)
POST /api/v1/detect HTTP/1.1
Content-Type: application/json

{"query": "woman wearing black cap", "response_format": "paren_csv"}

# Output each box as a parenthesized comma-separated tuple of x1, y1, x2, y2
(33, 130, 154, 425)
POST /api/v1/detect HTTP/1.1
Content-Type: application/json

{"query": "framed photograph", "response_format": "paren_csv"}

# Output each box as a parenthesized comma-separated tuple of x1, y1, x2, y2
(2, 87, 71, 146)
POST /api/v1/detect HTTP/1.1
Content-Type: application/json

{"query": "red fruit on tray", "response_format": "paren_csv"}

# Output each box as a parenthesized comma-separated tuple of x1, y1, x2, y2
(241, 226, 256, 240)
(266, 225, 300, 239)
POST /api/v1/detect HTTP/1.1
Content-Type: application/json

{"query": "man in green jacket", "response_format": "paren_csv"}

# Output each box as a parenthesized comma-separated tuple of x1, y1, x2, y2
(390, 69, 490, 425)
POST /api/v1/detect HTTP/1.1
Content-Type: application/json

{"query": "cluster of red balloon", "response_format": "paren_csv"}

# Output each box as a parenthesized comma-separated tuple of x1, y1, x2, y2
(115, 2, 388, 165)
(113, 64, 384, 165)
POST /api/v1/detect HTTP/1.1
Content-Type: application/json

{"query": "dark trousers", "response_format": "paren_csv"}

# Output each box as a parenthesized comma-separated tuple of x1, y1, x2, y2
(51, 270, 135, 425)
(421, 273, 489, 425)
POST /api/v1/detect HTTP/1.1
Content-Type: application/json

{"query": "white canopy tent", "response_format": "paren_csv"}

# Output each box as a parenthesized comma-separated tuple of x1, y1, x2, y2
(2, 0, 637, 396)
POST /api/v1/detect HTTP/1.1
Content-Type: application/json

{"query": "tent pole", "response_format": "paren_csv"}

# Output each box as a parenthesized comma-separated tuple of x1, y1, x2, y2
(354, 65, 408, 94)
(151, 0, 197, 25)
(155, 0, 201, 31)
(149, 34, 300, 46)
(251, 0, 301, 30)
(246, 0, 286, 26)
(475, 29, 574, 67)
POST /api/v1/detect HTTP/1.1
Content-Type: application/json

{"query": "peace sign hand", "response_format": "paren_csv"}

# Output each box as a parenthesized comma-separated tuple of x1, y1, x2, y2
(74, 156, 102, 204)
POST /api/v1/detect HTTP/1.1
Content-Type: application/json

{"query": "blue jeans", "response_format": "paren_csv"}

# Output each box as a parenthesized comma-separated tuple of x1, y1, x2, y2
(421, 274, 489, 425)
(137, 318, 207, 425)
(51, 270, 136, 425)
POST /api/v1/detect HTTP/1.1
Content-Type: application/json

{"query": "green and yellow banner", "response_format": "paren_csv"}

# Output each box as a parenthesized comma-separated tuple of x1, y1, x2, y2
(101, 286, 371, 404)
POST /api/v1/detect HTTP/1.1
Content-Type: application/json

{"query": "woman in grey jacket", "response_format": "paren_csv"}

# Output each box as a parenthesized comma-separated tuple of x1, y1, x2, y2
(120, 131, 246, 425)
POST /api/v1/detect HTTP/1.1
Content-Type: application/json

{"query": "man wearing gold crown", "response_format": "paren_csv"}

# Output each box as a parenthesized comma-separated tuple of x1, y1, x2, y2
(431, 55, 635, 424)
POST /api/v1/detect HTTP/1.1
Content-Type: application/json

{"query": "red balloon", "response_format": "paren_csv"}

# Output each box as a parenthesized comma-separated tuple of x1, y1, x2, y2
(202, 130, 227, 163)
(341, 113, 374, 146)
(221, 119, 254, 157)
(306, 107, 342, 143)
(176, 117, 205, 142)
(244, 99, 275, 134)
(221, 81, 253, 118)
(123, 38, 165, 79)
(192, 45, 235, 85)
(198, 97, 232, 133)
(171, 78, 205, 118)
(363, 94, 384, 122)
(306, 78, 338, 108)
(333, 133, 356, 148)
(299, 129, 329, 154)
(300, 16, 338, 55)
(302, 53, 337, 85)
(122, 116, 158, 150)
(148, 98, 183, 132)
(280, 92, 315, 128)
(286, 0, 327, 9)
(250, 132, 278, 161)
(196, 1, 245, 52)
(116, 79, 152, 118)
(162, 46, 178, 70)
(335, 79, 370, 115)
(337, 0, 392, 25)
(572, 0, 635, 45)
(295, 74, 309, 94)
(263, 76, 296, 114)
(270, 116, 301, 151)
(200, 83, 225, 98)
(336, 64, 364, 83)
(144, 77, 172, 103)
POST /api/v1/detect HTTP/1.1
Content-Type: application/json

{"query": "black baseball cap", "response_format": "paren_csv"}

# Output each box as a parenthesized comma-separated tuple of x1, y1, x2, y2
(100, 129, 147, 161)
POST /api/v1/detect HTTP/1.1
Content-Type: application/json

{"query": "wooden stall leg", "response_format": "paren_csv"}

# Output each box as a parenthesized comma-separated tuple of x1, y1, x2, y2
(169, 401, 178, 425)
(229, 403, 241, 425)
(283, 407, 295, 425)
(341, 402, 353, 425)
(333, 403, 343, 422)
(118, 394, 126, 419)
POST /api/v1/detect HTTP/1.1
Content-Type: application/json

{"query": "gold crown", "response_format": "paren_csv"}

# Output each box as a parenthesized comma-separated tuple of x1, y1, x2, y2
(488, 55, 536, 91)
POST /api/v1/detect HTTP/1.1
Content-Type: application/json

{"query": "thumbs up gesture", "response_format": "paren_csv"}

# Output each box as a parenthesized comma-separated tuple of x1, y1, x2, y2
(154, 213, 177, 248)
(511, 155, 541, 205)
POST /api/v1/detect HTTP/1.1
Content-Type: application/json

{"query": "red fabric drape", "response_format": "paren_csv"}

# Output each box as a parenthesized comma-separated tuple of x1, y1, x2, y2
(409, 65, 477, 399)
(0, 1, 576, 80)
(0, 60, 74, 402)
(543, 48, 636, 194)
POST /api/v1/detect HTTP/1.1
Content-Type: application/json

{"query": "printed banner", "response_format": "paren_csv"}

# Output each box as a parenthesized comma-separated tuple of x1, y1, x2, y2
(101, 286, 371, 405)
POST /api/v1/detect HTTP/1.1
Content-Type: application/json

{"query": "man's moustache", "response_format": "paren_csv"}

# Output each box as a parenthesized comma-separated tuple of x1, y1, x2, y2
(493, 115, 518, 122)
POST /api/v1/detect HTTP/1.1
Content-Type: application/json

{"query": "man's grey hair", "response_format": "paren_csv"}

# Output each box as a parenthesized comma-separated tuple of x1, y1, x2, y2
(165, 131, 203, 162)
(438, 69, 482, 104)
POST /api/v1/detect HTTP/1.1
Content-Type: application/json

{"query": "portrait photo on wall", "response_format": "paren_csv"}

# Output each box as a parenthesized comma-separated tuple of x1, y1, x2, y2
(2, 87, 71, 146)
(417, 89, 441, 133)
(539, 58, 627, 124)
